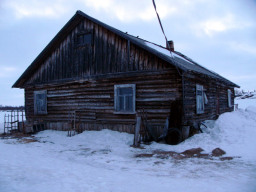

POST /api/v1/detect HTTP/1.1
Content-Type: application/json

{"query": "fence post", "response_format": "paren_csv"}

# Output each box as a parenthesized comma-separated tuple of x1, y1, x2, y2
(22, 111, 24, 133)
(8, 114, 10, 131)
(134, 116, 141, 147)
(11, 111, 13, 130)
(17, 110, 19, 130)
(4, 114, 6, 134)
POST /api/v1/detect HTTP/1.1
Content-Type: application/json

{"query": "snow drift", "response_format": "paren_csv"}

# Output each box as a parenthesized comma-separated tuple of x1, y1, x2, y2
(0, 106, 256, 192)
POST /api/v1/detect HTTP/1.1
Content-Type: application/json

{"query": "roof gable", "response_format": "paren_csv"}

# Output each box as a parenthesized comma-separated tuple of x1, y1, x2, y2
(13, 10, 239, 88)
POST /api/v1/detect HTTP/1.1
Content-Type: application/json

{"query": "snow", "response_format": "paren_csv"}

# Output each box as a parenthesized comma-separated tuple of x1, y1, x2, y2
(0, 111, 5, 126)
(145, 42, 196, 65)
(0, 111, 26, 134)
(0, 99, 256, 192)
(235, 97, 256, 109)
(0, 122, 3, 134)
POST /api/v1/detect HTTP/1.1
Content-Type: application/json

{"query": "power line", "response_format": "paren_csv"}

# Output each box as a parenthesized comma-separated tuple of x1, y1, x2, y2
(152, 0, 183, 76)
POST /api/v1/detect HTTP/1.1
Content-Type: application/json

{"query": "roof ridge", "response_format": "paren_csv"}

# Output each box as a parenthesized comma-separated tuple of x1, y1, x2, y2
(13, 10, 239, 88)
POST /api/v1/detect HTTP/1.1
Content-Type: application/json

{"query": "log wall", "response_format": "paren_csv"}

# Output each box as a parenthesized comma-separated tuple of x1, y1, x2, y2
(21, 16, 236, 134)
(25, 70, 182, 133)
(183, 72, 235, 126)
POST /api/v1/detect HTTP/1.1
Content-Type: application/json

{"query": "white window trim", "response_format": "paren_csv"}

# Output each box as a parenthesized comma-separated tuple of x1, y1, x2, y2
(114, 84, 136, 114)
(204, 92, 208, 105)
(34, 90, 47, 115)
(196, 84, 204, 114)
(228, 89, 232, 107)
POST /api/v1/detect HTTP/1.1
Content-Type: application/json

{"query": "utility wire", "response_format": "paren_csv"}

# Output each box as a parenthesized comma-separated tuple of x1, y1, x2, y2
(152, 0, 183, 76)
(152, 0, 168, 46)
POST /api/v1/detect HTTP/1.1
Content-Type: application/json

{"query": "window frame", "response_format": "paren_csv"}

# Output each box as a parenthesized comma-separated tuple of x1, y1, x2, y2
(228, 89, 232, 107)
(34, 90, 47, 115)
(114, 84, 136, 114)
(196, 84, 204, 114)
(76, 32, 92, 48)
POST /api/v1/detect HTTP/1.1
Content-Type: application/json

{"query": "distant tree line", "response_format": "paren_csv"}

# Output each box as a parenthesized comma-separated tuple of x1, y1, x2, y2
(0, 105, 24, 111)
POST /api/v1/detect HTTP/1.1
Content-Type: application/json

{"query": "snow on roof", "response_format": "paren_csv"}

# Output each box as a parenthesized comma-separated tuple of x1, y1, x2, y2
(142, 40, 238, 87)
(13, 10, 239, 88)
(144, 42, 195, 65)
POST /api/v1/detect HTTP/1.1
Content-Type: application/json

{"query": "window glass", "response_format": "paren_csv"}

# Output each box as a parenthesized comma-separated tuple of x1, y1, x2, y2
(119, 96, 125, 111)
(115, 85, 135, 113)
(196, 84, 204, 114)
(119, 87, 133, 95)
(34, 90, 47, 115)
(125, 95, 133, 111)
(83, 33, 92, 44)
(76, 33, 92, 47)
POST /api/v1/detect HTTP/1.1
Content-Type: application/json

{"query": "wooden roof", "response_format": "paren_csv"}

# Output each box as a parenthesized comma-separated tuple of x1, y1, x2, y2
(13, 10, 239, 88)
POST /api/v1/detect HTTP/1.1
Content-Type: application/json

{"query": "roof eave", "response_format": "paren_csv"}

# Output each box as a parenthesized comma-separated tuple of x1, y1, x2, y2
(186, 70, 239, 88)
(13, 10, 237, 88)
(13, 10, 186, 88)
(13, 11, 84, 88)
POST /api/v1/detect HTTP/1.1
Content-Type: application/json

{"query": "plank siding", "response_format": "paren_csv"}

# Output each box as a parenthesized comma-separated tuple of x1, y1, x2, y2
(24, 17, 174, 84)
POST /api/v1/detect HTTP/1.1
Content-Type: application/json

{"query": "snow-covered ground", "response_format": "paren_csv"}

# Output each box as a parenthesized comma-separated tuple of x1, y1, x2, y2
(0, 113, 4, 133)
(0, 99, 256, 192)
(235, 90, 256, 109)
(235, 97, 256, 109)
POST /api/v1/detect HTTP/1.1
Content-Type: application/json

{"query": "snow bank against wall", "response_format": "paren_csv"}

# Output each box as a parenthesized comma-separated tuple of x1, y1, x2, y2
(0, 107, 256, 192)
(201, 107, 256, 160)
(145, 106, 256, 163)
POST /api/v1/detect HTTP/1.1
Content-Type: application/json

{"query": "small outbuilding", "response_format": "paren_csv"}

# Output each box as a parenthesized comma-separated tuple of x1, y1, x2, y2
(13, 11, 239, 143)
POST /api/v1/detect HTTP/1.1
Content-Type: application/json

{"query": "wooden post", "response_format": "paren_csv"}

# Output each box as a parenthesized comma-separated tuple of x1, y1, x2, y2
(74, 111, 76, 136)
(134, 116, 141, 147)
(16, 111, 18, 130)
(17, 110, 19, 131)
(21, 111, 24, 133)
(14, 111, 16, 130)
(4, 114, 6, 134)
(10, 112, 13, 130)
(8, 114, 10, 131)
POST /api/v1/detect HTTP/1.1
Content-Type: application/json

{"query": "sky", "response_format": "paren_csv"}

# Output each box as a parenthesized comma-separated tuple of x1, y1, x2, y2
(0, 0, 256, 106)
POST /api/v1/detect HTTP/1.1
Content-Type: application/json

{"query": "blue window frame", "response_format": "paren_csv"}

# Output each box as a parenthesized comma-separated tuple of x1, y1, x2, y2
(34, 90, 47, 115)
(114, 84, 136, 113)
(196, 84, 204, 114)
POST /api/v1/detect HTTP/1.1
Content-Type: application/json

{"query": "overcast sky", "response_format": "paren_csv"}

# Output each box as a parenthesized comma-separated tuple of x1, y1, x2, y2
(0, 0, 256, 106)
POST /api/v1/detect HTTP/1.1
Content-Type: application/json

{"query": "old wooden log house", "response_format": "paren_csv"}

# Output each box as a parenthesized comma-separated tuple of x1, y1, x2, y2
(13, 10, 239, 144)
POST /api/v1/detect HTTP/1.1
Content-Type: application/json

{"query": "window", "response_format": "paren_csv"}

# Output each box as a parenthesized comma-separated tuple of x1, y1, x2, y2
(34, 90, 47, 115)
(114, 84, 136, 113)
(76, 33, 92, 47)
(196, 84, 204, 114)
(228, 89, 232, 107)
